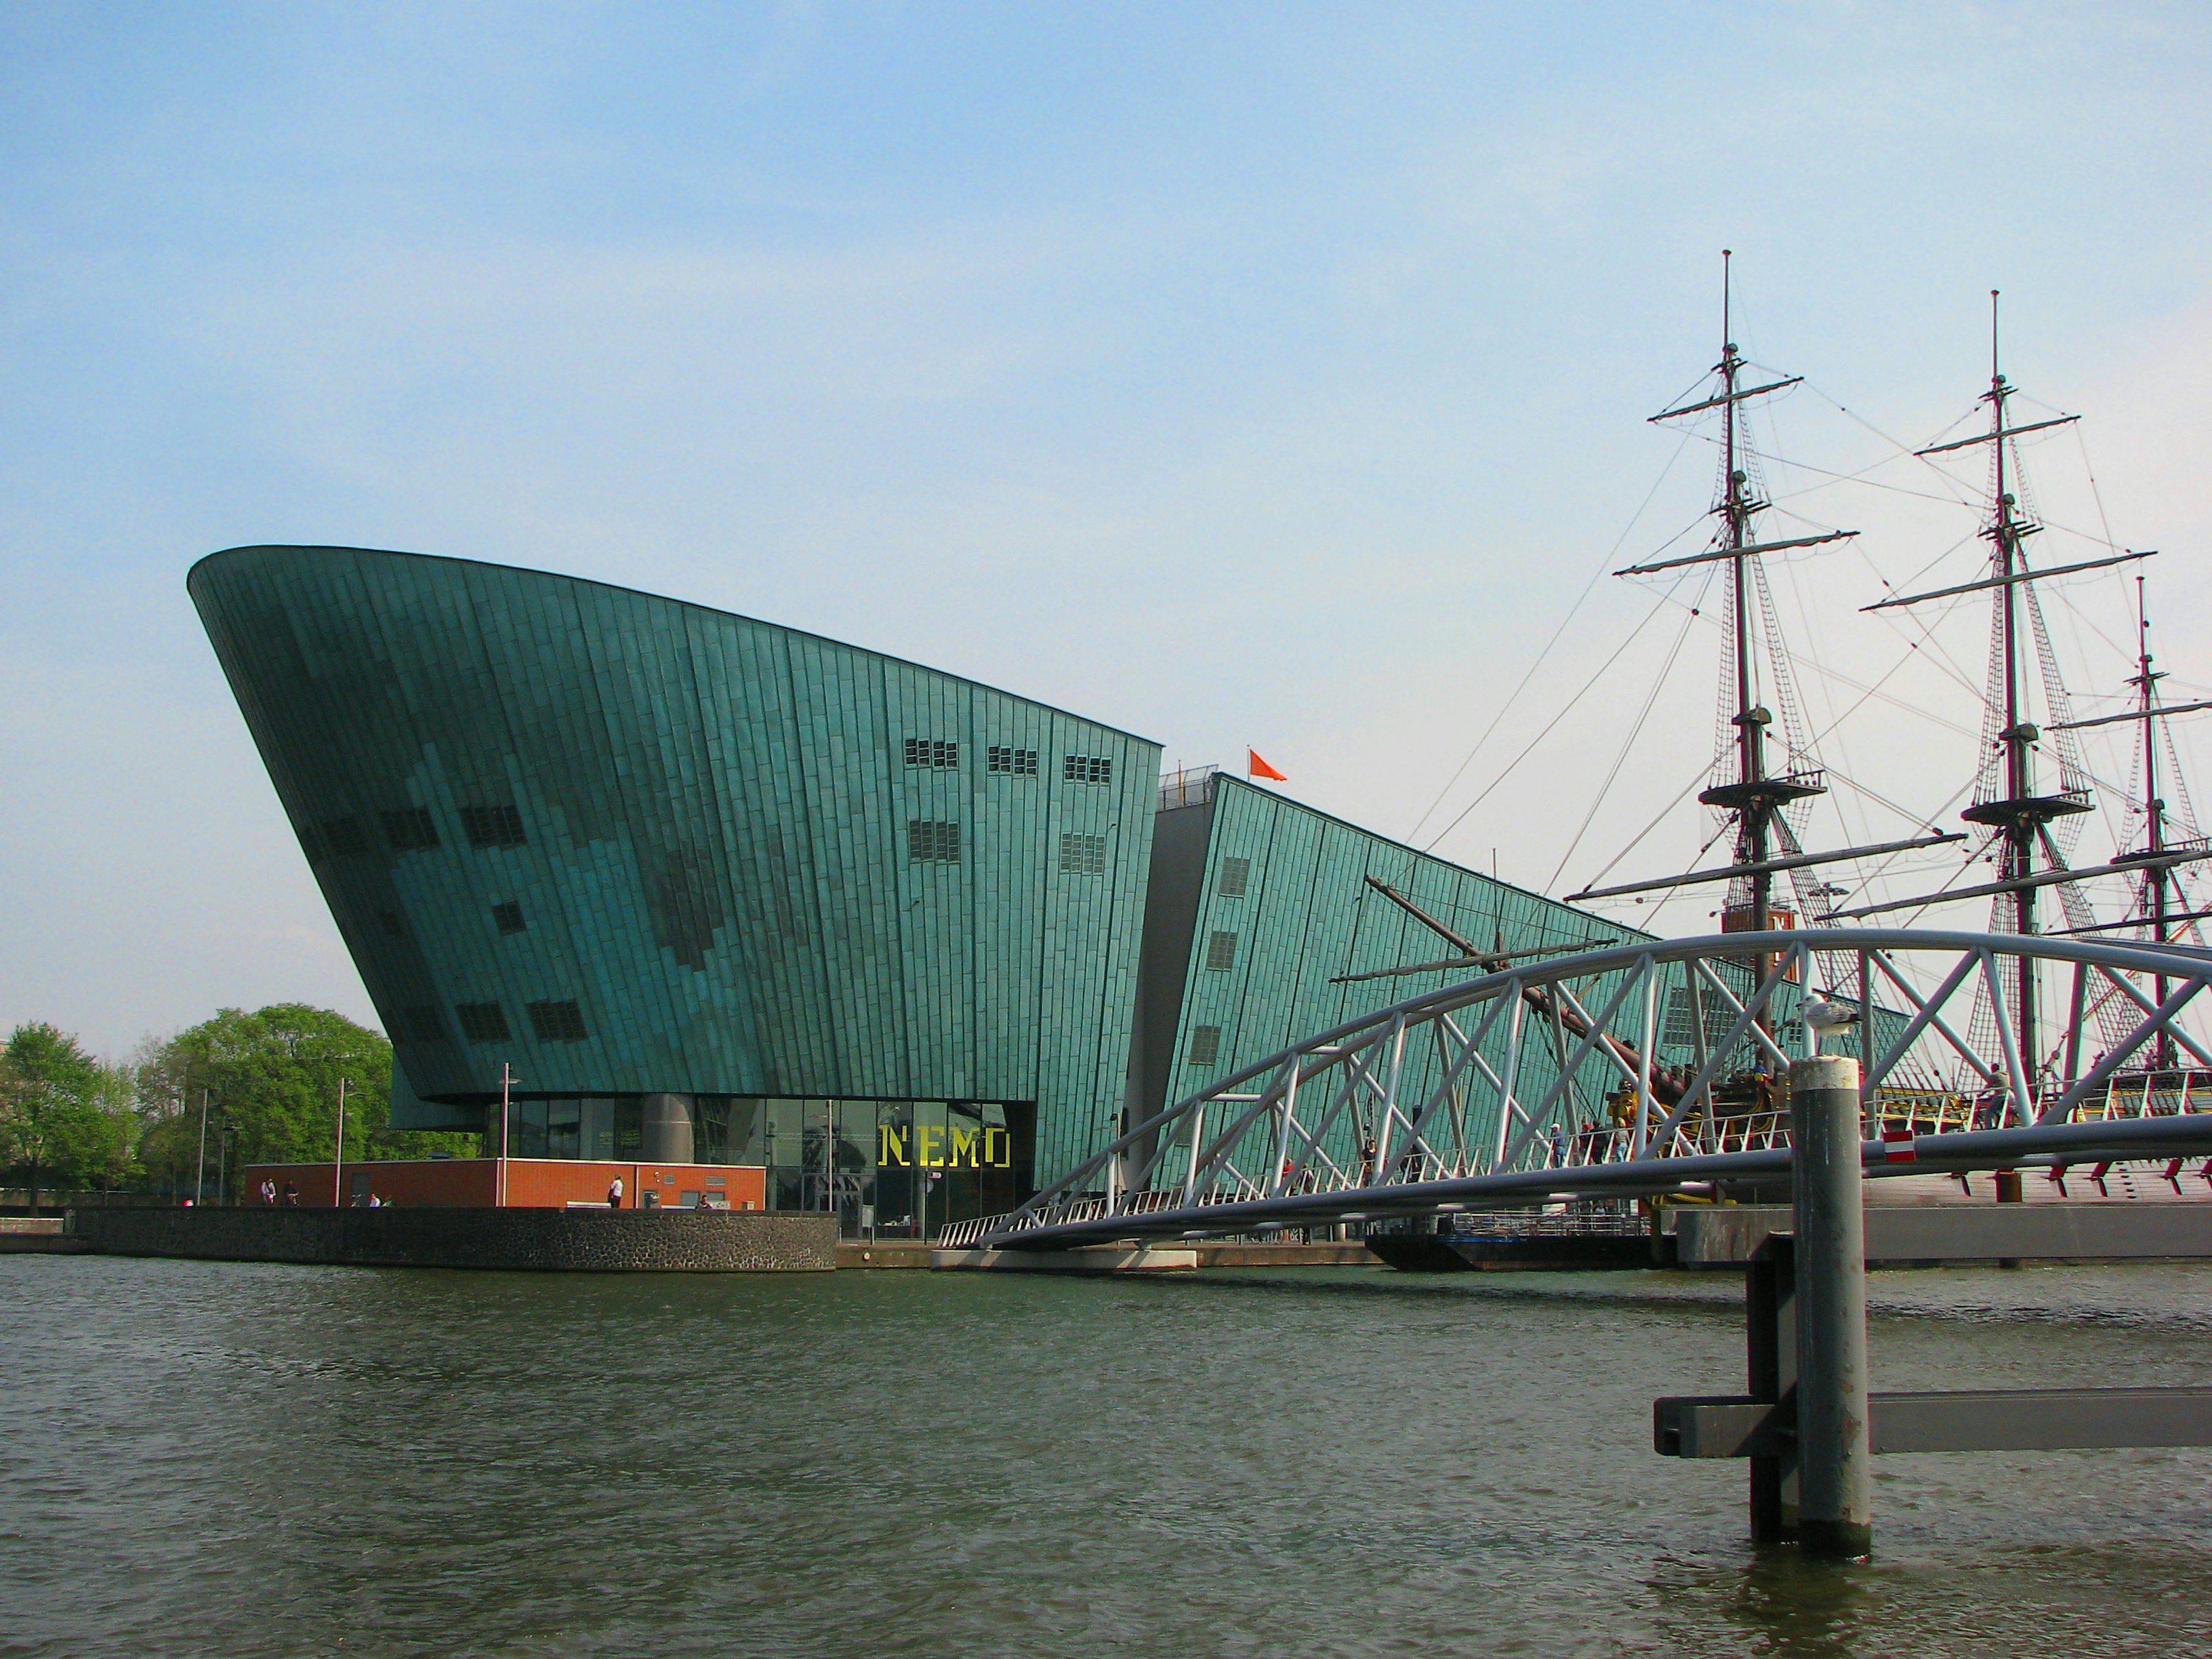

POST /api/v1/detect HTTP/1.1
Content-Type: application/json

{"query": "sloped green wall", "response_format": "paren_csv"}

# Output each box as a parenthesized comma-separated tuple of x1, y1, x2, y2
(190, 546, 1158, 1181)
(1152, 775, 1640, 1120)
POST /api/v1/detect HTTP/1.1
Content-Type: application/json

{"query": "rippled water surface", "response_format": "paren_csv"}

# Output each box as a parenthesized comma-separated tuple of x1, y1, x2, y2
(5, 1254, 2212, 1657)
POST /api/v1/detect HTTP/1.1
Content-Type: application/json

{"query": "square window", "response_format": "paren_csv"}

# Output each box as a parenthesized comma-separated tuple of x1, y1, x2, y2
(1205, 931, 1238, 972)
(907, 820, 961, 863)
(1062, 754, 1113, 784)
(462, 805, 527, 848)
(1059, 834, 1107, 876)
(314, 816, 367, 858)
(527, 999, 588, 1042)
(904, 738, 959, 769)
(493, 901, 526, 935)
(455, 1002, 510, 1043)
(1218, 857, 1250, 897)
(402, 1005, 446, 1042)
(988, 745, 1038, 776)
(382, 808, 440, 851)
(1187, 1025, 1221, 1067)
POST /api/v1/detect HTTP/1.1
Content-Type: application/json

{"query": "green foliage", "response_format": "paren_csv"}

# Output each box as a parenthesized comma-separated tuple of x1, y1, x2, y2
(135, 1006, 474, 1193)
(1, 1023, 138, 1193)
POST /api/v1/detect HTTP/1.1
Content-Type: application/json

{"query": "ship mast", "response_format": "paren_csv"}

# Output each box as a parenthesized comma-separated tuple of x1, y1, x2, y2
(1654, 254, 1827, 1006)
(1831, 293, 2192, 1105)
(2135, 579, 2175, 1067)
(1949, 294, 2091, 1089)
(1580, 254, 1965, 983)
(1713, 255, 1809, 951)
(2039, 579, 2212, 1059)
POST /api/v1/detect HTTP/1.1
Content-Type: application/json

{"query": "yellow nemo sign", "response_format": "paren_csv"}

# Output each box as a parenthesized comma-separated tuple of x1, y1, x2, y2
(878, 1124, 1015, 1169)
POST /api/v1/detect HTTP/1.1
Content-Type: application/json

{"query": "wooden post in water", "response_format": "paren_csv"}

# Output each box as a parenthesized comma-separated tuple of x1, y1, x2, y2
(1793, 1050, 1872, 1556)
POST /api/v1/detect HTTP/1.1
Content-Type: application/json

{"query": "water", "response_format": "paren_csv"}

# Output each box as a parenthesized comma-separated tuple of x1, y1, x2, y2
(5, 1255, 2212, 1657)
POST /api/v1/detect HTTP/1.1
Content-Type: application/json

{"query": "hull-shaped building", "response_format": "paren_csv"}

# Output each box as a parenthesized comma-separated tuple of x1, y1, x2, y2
(193, 545, 1671, 1235)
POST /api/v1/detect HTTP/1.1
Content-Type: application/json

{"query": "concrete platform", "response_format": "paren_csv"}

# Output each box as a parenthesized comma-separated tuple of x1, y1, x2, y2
(927, 1239, 1374, 1271)
(838, 1240, 936, 1269)
(0, 1215, 83, 1253)
(1365, 1232, 1658, 1273)
(1675, 1202, 2212, 1267)
(933, 1245, 1201, 1273)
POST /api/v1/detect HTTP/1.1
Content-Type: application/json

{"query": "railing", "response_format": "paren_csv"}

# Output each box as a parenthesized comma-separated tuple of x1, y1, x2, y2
(1158, 764, 1219, 811)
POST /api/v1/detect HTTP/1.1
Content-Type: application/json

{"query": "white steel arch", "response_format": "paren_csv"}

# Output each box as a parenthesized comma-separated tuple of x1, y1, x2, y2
(941, 930, 2212, 1250)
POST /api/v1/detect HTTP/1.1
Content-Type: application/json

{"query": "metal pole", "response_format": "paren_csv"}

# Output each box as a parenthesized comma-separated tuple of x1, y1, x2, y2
(333, 1078, 348, 1208)
(499, 1063, 514, 1208)
(194, 1088, 210, 1206)
(1793, 1050, 1870, 1557)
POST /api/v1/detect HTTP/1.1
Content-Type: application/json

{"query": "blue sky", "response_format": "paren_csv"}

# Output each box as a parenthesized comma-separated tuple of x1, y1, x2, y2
(7, 3, 2212, 1053)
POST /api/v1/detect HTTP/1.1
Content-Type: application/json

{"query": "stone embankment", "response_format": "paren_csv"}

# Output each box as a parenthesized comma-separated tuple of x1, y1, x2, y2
(59, 1206, 836, 1271)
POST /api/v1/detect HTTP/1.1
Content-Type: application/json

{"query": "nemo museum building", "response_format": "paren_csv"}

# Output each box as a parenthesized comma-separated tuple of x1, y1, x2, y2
(190, 545, 1635, 1235)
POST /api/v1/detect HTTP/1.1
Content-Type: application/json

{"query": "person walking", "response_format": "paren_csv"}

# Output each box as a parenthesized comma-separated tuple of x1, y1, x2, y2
(281, 1180, 298, 1207)
(260, 1178, 276, 1206)
(607, 1175, 623, 1209)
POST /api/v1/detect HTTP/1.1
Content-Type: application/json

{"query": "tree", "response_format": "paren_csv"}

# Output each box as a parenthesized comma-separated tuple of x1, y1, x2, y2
(0, 1023, 136, 1205)
(135, 1006, 473, 1195)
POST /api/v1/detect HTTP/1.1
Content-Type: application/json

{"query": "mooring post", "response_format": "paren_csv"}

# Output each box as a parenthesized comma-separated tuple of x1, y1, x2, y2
(1793, 1050, 1872, 1557)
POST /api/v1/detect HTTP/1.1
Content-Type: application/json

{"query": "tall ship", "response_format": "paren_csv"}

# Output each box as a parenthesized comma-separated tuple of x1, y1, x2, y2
(1559, 266, 2211, 1151)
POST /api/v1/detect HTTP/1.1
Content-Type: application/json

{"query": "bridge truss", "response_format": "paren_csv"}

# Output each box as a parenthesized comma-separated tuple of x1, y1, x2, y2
(942, 929, 2212, 1250)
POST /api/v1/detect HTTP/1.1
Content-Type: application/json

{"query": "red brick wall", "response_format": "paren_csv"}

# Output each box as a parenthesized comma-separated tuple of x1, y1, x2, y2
(239, 1159, 768, 1210)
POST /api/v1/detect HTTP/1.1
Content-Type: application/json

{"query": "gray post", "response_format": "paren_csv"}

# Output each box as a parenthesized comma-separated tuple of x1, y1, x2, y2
(1793, 1052, 1871, 1557)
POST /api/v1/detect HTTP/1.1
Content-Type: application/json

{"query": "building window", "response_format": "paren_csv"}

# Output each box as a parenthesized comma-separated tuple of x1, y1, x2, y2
(455, 1002, 510, 1043)
(908, 820, 962, 863)
(1664, 986, 1730, 1050)
(1218, 857, 1250, 897)
(461, 804, 527, 848)
(382, 808, 440, 851)
(401, 1005, 446, 1042)
(528, 999, 588, 1042)
(988, 745, 1038, 775)
(1063, 754, 1113, 784)
(1206, 930, 1238, 972)
(493, 901, 526, 935)
(904, 738, 959, 769)
(304, 815, 367, 861)
(1187, 1025, 1221, 1067)
(1059, 834, 1107, 876)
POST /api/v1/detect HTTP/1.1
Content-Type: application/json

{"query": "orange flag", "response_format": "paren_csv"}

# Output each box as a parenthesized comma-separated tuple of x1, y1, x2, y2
(1247, 748, 1288, 783)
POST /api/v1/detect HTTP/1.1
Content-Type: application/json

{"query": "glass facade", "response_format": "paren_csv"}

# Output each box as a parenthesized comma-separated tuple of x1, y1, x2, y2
(495, 1097, 1036, 1239)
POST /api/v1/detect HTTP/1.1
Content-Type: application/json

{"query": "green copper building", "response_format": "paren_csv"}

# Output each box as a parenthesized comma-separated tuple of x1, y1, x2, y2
(190, 544, 1650, 1235)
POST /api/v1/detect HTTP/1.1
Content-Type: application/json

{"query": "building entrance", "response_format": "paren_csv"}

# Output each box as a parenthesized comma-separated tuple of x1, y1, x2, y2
(489, 1094, 1036, 1240)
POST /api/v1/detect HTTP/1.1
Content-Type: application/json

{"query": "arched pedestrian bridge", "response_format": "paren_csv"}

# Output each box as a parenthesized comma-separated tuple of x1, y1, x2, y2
(940, 929, 2212, 1252)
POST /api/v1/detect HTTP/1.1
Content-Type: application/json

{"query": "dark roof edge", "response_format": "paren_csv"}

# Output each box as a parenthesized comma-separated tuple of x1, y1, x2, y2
(1210, 773, 1657, 944)
(188, 543, 1165, 748)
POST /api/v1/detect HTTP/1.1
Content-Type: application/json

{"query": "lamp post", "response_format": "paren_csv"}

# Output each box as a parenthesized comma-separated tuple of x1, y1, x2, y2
(497, 1063, 517, 1208)
(333, 1077, 350, 1208)
(216, 1124, 234, 1205)
(194, 1088, 212, 1206)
